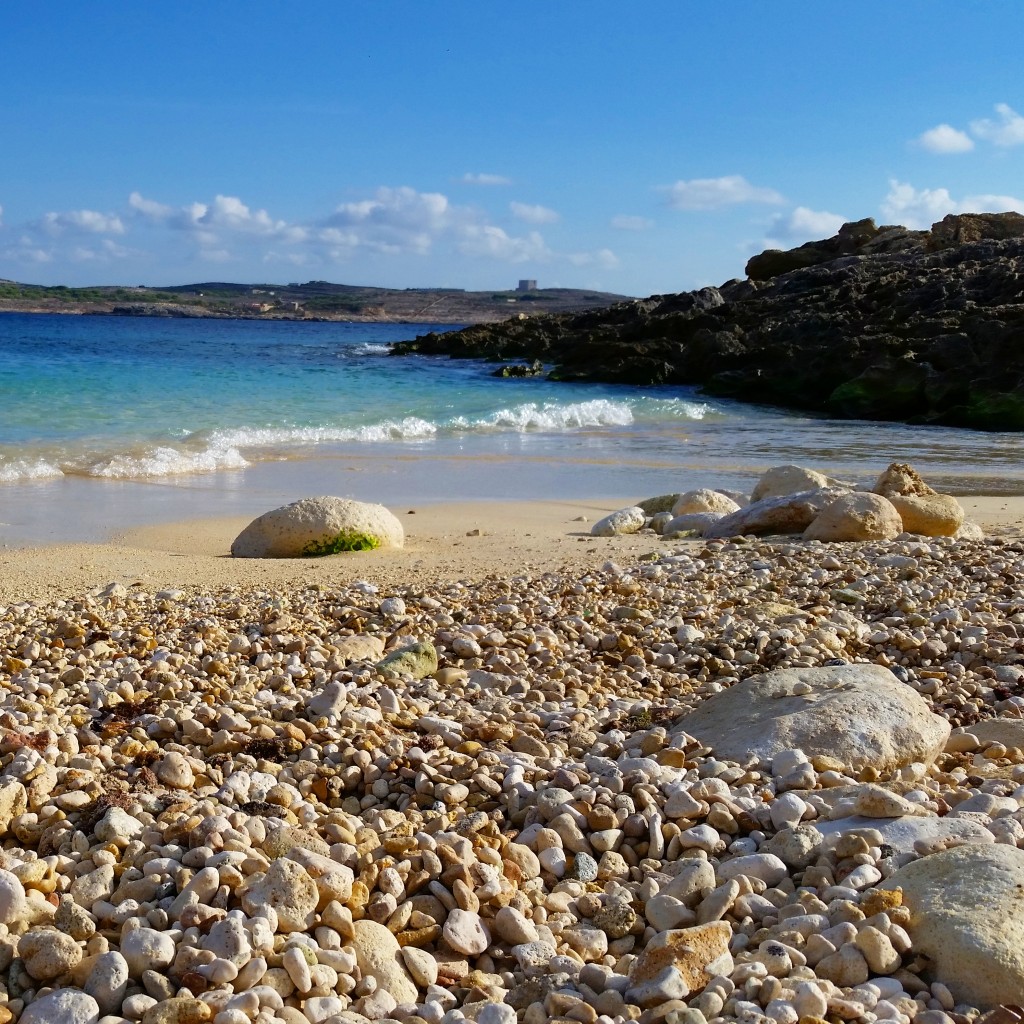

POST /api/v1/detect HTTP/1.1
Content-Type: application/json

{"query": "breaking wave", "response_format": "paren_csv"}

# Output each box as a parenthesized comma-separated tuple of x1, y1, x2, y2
(0, 397, 712, 482)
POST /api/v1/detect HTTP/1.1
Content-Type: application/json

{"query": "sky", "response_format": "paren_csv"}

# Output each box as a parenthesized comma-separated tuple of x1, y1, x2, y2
(2, 2, 1023, 297)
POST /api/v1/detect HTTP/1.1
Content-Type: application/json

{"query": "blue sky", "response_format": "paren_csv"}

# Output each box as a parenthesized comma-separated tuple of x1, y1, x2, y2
(2, 2, 1023, 295)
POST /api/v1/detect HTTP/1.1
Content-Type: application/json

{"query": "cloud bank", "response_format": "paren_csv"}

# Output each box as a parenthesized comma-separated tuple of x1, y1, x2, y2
(882, 179, 1024, 229)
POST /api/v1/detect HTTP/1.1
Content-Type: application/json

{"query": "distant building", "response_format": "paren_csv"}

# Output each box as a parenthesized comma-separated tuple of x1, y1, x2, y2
(517, 279, 537, 292)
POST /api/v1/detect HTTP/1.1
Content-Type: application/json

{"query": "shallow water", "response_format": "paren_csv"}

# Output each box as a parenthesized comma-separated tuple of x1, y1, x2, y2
(1, 313, 1022, 545)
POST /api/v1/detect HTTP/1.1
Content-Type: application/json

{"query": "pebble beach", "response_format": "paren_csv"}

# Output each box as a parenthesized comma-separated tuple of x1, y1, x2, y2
(1, 483, 1024, 1024)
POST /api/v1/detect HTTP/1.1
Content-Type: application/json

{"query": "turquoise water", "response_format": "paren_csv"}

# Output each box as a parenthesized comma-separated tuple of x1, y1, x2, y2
(1, 313, 1023, 543)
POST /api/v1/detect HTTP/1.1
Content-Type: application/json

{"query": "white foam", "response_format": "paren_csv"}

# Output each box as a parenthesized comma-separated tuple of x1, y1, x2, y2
(91, 444, 250, 479)
(637, 397, 713, 421)
(350, 343, 392, 356)
(209, 416, 439, 449)
(451, 398, 636, 432)
(0, 458, 65, 483)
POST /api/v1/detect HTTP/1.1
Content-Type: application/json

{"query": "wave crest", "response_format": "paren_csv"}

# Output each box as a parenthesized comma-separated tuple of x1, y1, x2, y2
(0, 458, 65, 483)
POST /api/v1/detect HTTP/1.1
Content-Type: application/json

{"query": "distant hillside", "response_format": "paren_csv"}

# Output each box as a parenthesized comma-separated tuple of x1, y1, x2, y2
(0, 278, 630, 324)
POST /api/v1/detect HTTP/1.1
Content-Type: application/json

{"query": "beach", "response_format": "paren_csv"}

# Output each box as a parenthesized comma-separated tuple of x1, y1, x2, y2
(4, 309, 1024, 1018)
(0, 493, 1020, 604)
(2, 478, 1024, 1020)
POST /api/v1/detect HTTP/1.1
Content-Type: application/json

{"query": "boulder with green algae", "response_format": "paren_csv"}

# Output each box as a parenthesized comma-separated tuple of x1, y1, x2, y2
(230, 496, 403, 558)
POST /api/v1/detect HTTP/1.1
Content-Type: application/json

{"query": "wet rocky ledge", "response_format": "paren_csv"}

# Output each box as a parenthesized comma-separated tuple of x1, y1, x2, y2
(2, 506, 1024, 1020)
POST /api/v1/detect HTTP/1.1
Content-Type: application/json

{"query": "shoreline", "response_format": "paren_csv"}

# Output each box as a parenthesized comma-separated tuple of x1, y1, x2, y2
(1, 493, 1022, 604)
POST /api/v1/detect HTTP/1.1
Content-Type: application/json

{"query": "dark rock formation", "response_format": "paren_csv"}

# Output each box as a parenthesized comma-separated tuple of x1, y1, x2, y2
(392, 213, 1024, 431)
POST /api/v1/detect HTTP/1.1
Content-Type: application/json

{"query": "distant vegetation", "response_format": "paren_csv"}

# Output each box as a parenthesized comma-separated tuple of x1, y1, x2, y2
(0, 282, 181, 303)
(0, 277, 631, 324)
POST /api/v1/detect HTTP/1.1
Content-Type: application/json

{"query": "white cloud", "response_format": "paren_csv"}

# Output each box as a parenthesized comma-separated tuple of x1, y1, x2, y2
(963, 192, 1024, 211)
(325, 186, 453, 255)
(663, 175, 785, 210)
(1, 242, 52, 264)
(131, 185, 614, 270)
(917, 123, 974, 154)
(68, 239, 131, 263)
(509, 201, 559, 225)
(42, 209, 125, 235)
(766, 206, 847, 242)
(131, 191, 304, 241)
(566, 248, 619, 269)
(460, 172, 512, 186)
(881, 181, 957, 228)
(882, 179, 1024, 229)
(970, 103, 1024, 147)
(128, 191, 173, 219)
(457, 225, 551, 263)
(610, 214, 653, 231)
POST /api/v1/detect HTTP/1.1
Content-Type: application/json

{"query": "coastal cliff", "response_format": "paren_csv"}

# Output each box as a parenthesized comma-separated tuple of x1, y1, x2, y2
(393, 213, 1024, 431)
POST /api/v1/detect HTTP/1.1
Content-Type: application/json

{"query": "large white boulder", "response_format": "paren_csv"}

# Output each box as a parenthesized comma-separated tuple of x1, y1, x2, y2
(750, 465, 830, 502)
(815, 814, 994, 855)
(881, 844, 1024, 1009)
(591, 506, 646, 537)
(872, 461, 935, 497)
(887, 492, 964, 537)
(662, 512, 725, 537)
(672, 664, 950, 773)
(803, 492, 903, 542)
(670, 489, 740, 516)
(231, 496, 404, 558)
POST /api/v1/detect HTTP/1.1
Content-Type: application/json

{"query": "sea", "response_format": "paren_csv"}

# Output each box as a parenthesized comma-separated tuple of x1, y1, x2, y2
(1, 312, 1023, 546)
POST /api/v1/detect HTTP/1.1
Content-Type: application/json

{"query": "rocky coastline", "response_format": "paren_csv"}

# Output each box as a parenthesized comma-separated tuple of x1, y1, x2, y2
(392, 213, 1024, 431)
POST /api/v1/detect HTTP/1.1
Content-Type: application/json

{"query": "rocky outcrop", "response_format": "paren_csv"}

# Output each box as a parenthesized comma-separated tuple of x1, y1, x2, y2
(393, 213, 1024, 430)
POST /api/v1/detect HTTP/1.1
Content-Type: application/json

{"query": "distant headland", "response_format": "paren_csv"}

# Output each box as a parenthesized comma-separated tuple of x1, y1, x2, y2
(0, 278, 629, 324)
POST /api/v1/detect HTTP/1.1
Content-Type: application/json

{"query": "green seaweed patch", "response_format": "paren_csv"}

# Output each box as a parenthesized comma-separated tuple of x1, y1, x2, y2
(301, 531, 381, 557)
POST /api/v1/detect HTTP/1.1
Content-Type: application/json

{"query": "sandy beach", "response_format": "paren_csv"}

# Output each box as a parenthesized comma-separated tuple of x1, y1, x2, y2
(0, 493, 1020, 605)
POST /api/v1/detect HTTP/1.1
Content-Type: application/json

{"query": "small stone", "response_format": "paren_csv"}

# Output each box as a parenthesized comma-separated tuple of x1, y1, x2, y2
(0, 868, 27, 925)
(629, 922, 733, 994)
(18, 990, 100, 1024)
(593, 902, 637, 939)
(140, 996, 212, 1024)
(121, 925, 176, 977)
(478, 1004, 517, 1024)
(816, 942, 869, 986)
(20, 926, 83, 980)
(494, 906, 539, 945)
(626, 965, 692, 1008)
(351, 919, 419, 1005)
(95, 806, 145, 845)
(376, 641, 439, 680)
(241, 857, 318, 932)
(570, 851, 599, 882)
(84, 950, 130, 1015)
(54, 895, 95, 941)
(443, 907, 489, 956)
(400, 945, 439, 987)
(155, 751, 195, 789)
(591, 506, 646, 537)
